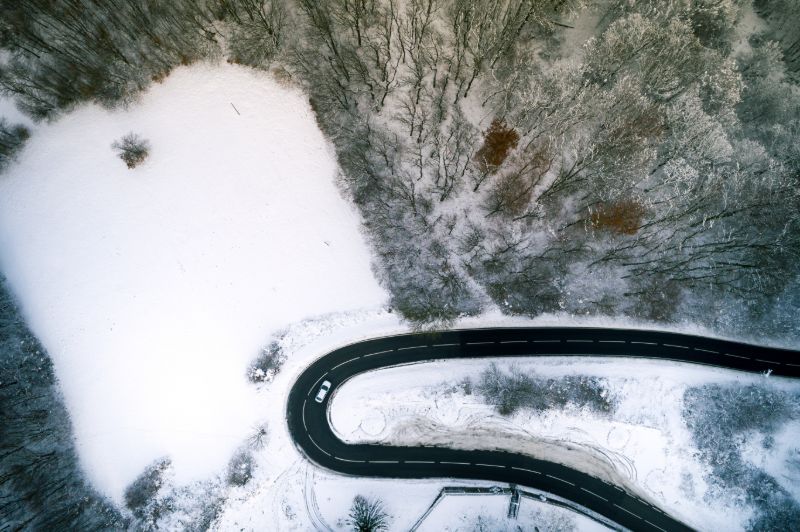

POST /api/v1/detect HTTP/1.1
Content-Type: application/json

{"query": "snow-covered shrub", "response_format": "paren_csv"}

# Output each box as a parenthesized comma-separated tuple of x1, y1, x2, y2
(460, 376, 473, 395)
(226, 448, 254, 487)
(468, 506, 575, 532)
(247, 423, 269, 449)
(442, 376, 474, 397)
(477, 363, 615, 416)
(0, 119, 29, 172)
(247, 341, 286, 383)
(683, 383, 800, 530)
(112, 133, 150, 169)
(747, 473, 800, 532)
(124, 464, 226, 530)
(154, 480, 226, 531)
(124, 457, 171, 515)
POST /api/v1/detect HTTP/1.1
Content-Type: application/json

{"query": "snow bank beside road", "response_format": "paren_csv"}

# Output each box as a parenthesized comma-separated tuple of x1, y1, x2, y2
(0, 63, 386, 501)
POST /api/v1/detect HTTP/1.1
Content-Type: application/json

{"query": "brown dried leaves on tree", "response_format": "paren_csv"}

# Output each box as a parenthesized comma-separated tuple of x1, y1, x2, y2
(474, 118, 519, 174)
(590, 200, 645, 235)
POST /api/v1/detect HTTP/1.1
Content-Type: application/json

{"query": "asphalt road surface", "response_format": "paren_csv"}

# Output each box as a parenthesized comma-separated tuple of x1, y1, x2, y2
(286, 327, 800, 531)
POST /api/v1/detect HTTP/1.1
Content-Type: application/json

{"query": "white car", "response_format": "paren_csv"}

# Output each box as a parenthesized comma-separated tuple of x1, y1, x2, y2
(315, 380, 332, 403)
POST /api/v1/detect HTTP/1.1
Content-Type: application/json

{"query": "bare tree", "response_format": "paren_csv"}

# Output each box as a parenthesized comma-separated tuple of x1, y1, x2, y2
(347, 495, 389, 532)
(112, 133, 150, 169)
(219, 0, 286, 67)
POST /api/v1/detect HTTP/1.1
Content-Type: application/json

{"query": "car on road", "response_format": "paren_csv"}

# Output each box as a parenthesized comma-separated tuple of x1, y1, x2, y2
(315, 380, 331, 403)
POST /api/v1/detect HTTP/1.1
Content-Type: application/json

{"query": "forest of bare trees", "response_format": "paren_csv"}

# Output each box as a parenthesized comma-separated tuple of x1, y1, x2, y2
(280, 0, 800, 337)
(0, 280, 123, 530)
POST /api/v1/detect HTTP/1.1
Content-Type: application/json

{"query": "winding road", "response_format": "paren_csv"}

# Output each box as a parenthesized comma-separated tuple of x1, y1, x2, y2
(286, 327, 800, 531)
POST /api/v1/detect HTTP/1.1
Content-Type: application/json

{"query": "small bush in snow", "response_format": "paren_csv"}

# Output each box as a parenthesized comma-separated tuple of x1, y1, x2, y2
(0, 119, 30, 172)
(346, 495, 389, 532)
(124, 457, 174, 527)
(226, 449, 254, 487)
(247, 341, 286, 383)
(477, 363, 614, 416)
(684, 384, 795, 479)
(469, 506, 574, 531)
(124, 467, 226, 530)
(247, 423, 269, 449)
(112, 133, 150, 169)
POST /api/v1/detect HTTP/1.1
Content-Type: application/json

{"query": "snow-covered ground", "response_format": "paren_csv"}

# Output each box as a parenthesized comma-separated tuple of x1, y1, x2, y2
(209, 308, 799, 531)
(202, 310, 617, 531)
(3, 59, 798, 530)
(416, 491, 608, 532)
(2, 58, 683, 529)
(331, 356, 800, 531)
(0, 63, 386, 501)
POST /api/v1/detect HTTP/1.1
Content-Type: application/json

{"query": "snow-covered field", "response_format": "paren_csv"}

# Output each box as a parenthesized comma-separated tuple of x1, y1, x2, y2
(0, 63, 386, 501)
(331, 357, 800, 530)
